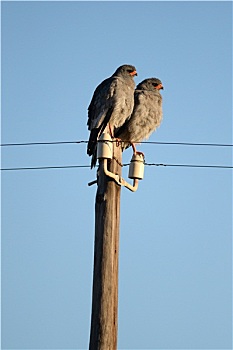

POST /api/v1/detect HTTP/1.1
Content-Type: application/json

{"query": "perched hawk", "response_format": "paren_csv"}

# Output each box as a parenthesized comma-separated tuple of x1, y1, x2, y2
(115, 78, 163, 154)
(87, 64, 137, 167)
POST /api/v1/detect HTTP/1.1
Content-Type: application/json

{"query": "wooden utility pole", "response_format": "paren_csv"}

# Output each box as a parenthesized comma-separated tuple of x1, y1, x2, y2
(89, 142, 122, 350)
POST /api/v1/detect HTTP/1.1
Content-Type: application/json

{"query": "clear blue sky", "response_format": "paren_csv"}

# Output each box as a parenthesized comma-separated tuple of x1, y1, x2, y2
(1, 1, 232, 349)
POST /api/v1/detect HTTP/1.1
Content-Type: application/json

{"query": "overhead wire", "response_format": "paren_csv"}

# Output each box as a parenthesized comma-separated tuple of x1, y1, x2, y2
(1, 163, 232, 171)
(1, 165, 90, 171)
(1, 140, 233, 147)
(1, 139, 232, 171)
(0, 141, 87, 147)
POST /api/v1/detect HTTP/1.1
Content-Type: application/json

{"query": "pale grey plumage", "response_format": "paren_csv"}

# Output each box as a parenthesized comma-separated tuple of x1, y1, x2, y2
(115, 78, 163, 152)
(87, 64, 137, 167)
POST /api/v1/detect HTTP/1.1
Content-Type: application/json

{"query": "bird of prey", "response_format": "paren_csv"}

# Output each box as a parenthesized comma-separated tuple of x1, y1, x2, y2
(87, 64, 137, 167)
(115, 78, 163, 155)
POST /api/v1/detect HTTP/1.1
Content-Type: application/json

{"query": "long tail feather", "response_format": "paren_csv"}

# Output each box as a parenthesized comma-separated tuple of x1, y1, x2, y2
(87, 129, 99, 156)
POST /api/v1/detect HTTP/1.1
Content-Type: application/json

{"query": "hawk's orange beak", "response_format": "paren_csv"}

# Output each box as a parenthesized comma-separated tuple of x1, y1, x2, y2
(155, 83, 164, 90)
(130, 70, 137, 76)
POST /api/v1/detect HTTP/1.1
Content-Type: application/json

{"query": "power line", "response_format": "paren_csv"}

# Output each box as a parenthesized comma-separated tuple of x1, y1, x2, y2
(1, 165, 90, 171)
(142, 141, 233, 147)
(1, 163, 232, 171)
(0, 141, 87, 147)
(1, 140, 233, 147)
(144, 163, 233, 169)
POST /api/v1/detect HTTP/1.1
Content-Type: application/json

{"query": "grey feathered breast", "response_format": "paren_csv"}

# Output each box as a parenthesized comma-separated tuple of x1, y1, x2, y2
(115, 79, 163, 150)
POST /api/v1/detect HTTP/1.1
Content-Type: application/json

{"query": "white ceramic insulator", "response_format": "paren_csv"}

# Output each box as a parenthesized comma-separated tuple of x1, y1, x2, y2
(128, 154, 145, 180)
(97, 133, 113, 159)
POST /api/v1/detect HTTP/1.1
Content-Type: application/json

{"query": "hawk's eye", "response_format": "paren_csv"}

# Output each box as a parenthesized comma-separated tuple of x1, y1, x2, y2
(152, 83, 158, 87)
(127, 69, 134, 73)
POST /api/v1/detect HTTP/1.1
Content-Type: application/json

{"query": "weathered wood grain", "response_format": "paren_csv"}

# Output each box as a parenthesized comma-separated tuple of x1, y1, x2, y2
(89, 142, 122, 350)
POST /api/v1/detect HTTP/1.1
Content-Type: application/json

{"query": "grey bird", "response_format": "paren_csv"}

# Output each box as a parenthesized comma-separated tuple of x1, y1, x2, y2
(87, 64, 137, 167)
(115, 78, 164, 155)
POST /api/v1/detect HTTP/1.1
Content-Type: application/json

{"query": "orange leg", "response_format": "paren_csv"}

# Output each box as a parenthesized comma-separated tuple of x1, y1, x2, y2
(131, 142, 144, 157)
(115, 138, 122, 147)
(136, 150, 145, 157)
(131, 142, 137, 155)
(108, 124, 114, 138)
(108, 124, 122, 147)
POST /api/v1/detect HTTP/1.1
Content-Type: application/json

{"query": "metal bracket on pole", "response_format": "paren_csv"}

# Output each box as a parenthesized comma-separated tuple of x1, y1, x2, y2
(102, 158, 139, 192)
(88, 179, 98, 186)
